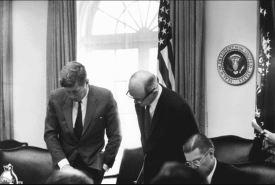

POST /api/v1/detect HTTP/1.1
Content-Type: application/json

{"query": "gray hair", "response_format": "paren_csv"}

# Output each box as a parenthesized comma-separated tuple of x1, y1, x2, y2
(182, 133, 214, 154)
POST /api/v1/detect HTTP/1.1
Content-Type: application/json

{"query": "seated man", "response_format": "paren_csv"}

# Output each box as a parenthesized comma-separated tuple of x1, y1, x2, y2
(182, 133, 255, 184)
(45, 168, 94, 184)
(151, 161, 206, 184)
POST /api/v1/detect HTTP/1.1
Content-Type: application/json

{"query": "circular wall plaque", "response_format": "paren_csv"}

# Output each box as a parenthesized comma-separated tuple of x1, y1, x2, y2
(217, 44, 254, 86)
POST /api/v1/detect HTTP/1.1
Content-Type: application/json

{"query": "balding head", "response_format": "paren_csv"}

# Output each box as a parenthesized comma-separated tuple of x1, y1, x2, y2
(182, 134, 216, 178)
(45, 169, 94, 184)
(128, 71, 159, 106)
(183, 133, 214, 154)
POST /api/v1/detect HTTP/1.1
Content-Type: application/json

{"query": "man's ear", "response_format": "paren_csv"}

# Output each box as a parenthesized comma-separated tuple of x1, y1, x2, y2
(209, 148, 215, 157)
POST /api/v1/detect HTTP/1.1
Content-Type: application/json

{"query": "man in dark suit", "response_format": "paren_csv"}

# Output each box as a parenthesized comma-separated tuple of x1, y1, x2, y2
(127, 71, 199, 183)
(44, 61, 122, 184)
(183, 133, 255, 184)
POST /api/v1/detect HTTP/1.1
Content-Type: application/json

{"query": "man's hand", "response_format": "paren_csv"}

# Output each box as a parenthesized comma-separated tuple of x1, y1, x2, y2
(263, 129, 275, 145)
(103, 164, 109, 172)
(60, 164, 75, 172)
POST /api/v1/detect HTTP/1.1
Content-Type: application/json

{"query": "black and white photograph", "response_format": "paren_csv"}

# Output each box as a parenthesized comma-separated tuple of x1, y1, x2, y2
(0, 0, 275, 184)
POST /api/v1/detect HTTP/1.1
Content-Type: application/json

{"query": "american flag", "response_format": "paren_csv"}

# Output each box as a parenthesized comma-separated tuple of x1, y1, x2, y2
(254, 0, 275, 162)
(157, 0, 175, 91)
(255, 0, 274, 131)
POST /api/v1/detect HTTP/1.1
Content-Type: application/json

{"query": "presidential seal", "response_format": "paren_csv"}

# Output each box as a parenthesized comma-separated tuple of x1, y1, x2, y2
(217, 44, 254, 86)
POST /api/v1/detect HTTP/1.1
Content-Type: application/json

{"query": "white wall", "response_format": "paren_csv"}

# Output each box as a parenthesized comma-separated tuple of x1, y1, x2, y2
(13, 1, 48, 148)
(205, 1, 257, 139)
(10, 1, 258, 148)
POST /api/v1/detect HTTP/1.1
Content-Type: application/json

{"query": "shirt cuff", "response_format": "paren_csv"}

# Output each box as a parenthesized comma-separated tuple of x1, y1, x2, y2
(58, 158, 70, 169)
(103, 164, 109, 171)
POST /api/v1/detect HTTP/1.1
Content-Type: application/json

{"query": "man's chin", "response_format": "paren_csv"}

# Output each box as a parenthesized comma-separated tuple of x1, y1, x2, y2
(69, 97, 80, 102)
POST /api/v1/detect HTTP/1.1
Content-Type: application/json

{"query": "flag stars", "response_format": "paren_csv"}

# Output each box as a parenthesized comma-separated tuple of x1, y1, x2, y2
(160, 6, 165, 13)
(162, 28, 167, 35)
(264, 9, 267, 16)
(159, 39, 164, 45)
(266, 45, 271, 52)
(260, 8, 267, 16)
(165, 8, 169, 14)
(159, 17, 163, 22)
(167, 22, 172, 27)
(260, 7, 264, 14)
(266, 53, 271, 59)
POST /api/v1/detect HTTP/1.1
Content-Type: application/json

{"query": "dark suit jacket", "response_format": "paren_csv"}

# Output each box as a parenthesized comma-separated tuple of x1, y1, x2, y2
(212, 161, 256, 184)
(44, 85, 122, 171)
(135, 86, 199, 183)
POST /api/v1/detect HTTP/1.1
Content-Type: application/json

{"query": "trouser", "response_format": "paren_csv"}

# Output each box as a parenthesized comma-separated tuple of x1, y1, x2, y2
(72, 154, 105, 184)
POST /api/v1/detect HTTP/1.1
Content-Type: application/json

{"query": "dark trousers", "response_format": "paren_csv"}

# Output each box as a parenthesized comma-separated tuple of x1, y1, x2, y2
(72, 154, 105, 184)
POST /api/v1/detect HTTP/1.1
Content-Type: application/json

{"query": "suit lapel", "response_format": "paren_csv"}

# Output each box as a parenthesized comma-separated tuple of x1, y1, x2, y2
(62, 96, 75, 137)
(135, 104, 146, 145)
(147, 88, 165, 140)
(211, 162, 221, 184)
(82, 85, 98, 136)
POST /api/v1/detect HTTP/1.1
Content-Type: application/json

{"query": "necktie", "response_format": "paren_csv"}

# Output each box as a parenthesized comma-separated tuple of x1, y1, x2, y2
(144, 105, 151, 140)
(74, 101, 83, 140)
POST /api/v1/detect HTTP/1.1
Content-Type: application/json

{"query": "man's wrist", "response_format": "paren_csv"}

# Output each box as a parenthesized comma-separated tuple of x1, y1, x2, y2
(58, 158, 70, 170)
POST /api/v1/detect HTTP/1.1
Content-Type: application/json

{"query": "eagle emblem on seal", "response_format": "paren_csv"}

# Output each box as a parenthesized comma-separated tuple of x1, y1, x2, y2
(217, 44, 254, 86)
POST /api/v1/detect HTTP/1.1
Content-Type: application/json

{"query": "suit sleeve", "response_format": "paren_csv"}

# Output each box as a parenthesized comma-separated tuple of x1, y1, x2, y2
(44, 95, 66, 166)
(103, 91, 122, 168)
(181, 101, 199, 142)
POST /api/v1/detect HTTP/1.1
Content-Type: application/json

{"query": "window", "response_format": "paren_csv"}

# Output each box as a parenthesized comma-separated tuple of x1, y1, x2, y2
(77, 1, 159, 178)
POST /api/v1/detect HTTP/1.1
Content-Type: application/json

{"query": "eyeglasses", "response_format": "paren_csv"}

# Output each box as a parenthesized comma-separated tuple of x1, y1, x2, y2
(126, 88, 157, 104)
(185, 149, 212, 169)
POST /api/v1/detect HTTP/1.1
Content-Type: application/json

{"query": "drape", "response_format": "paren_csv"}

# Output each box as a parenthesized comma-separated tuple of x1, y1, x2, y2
(47, 0, 76, 97)
(170, 0, 206, 133)
(0, 1, 13, 140)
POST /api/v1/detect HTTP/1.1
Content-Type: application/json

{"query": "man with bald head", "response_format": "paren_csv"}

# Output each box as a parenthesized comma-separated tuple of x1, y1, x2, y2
(127, 71, 199, 183)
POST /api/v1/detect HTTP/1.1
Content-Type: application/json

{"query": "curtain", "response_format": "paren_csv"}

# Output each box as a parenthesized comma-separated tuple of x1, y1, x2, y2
(0, 1, 13, 140)
(170, 0, 206, 133)
(47, 0, 76, 97)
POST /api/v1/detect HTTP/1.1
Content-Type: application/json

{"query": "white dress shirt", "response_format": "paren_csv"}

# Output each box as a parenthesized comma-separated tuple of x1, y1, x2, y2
(149, 84, 163, 118)
(207, 158, 217, 184)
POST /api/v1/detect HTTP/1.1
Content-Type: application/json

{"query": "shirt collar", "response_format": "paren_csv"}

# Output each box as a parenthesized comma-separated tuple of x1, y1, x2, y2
(207, 158, 217, 184)
(150, 84, 162, 109)
(83, 85, 89, 102)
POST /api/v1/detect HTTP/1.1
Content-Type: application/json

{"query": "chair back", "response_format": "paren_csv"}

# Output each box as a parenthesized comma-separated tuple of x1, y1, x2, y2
(0, 146, 54, 184)
(116, 148, 144, 184)
(0, 140, 28, 150)
(211, 135, 254, 164)
(235, 162, 275, 184)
